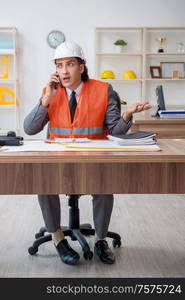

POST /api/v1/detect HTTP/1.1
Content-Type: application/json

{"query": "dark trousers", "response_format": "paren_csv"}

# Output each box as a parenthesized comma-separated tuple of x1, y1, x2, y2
(38, 194, 114, 239)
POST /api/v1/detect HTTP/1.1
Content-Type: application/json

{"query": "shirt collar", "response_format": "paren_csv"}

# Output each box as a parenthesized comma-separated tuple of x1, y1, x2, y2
(66, 82, 83, 100)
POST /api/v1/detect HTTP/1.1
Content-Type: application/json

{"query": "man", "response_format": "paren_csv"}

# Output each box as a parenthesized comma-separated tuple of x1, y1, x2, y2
(24, 41, 151, 266)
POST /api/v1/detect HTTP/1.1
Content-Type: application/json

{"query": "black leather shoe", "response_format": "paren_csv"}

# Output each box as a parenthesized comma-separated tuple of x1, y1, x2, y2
(94, 240, 115, 264)
(55, 239, 80, 265)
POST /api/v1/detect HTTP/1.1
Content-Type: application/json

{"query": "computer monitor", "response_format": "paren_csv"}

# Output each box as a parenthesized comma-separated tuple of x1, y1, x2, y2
(152, 85, 166, 117)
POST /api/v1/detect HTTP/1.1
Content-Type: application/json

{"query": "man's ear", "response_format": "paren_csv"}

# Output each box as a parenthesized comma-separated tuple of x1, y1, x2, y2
(79, 64, 85, 74)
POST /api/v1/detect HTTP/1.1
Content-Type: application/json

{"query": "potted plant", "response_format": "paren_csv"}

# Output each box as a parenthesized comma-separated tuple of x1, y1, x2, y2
(114, 39, 127, 53)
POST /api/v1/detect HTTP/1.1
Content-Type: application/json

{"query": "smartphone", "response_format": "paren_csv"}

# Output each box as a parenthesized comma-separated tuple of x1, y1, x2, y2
(51, 72, 62, 89)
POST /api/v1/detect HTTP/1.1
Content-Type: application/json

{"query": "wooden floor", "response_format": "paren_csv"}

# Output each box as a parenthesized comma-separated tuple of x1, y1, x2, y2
(0, 194, 185, 278)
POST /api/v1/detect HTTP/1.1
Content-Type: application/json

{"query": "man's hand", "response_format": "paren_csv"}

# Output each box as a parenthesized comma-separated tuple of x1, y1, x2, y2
(123, 101, 152, 123)
(41, 73, 60, 107)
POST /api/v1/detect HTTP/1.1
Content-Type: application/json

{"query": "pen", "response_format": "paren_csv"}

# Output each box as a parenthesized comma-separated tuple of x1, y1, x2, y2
(44, 139, 66, 145)
(44, 139, 56, 144)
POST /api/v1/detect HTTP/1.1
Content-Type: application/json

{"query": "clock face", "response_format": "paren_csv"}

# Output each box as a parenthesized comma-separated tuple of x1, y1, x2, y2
(47, 30, 65, 48)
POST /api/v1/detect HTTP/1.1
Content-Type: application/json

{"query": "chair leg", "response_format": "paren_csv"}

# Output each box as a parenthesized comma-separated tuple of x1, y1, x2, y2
(80, 228, 95, 236)
(71, 229, 93, 260)
(107, 231, 122, 248)
(28, 234, 52, 255)
(35, 226, 47, 239)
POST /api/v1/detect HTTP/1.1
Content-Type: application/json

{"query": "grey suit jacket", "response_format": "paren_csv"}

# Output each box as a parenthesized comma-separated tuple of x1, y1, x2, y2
(24, 84, 132, 136)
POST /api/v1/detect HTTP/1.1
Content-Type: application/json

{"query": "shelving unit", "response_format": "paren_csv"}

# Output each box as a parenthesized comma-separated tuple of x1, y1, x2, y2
(95, 27, 185, 108)
(0, 27, 19, 135)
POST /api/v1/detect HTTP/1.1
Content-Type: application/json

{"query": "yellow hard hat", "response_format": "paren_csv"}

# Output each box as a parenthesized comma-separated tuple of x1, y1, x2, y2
(101, 70, 115, 79)
(122, 70, 137, 79)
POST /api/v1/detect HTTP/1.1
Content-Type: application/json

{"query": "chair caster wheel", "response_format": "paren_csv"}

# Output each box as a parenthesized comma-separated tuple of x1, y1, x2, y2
(28, 246, 38, 255)
(112, 239, 121, 248)
(35, 232, 44, 239)
(83, 251, 93, 260)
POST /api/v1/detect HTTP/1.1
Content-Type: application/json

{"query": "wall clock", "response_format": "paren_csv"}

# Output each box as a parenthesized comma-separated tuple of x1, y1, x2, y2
(47, 30, 65, 48)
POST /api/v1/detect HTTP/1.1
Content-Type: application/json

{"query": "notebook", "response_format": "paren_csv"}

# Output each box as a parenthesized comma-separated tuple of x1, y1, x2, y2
(159, 110, 185, 119)
(107, 131, 157, 145)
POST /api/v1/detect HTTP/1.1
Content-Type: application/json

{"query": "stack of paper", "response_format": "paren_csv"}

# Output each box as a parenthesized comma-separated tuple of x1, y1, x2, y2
(107, 131, 157, 145)
(159, 110, 185, 119)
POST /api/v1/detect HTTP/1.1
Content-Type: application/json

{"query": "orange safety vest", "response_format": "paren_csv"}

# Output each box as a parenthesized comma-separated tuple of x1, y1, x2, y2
(47, 79, 109, 139)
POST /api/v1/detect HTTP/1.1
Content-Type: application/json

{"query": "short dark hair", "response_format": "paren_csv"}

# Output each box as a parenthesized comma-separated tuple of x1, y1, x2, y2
(76, 57, 89, 82)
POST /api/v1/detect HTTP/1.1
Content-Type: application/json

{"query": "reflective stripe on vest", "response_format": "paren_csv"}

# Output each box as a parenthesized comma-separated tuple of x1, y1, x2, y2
(48, 126, 71, 136)
(49, 126, 104, 136)
(74, 127, 104, 135)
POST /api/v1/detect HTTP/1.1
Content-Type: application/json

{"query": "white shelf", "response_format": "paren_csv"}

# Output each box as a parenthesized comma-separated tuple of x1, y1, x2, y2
(146, 27, 185, 31)
(95, 27, 185, 103)
(0, 79, 17, 84)
(0, 105, 17, 109)
(0, 27, 16, 32)
(96, 53, 142, 56)
(101, 79, 142, 83)
(0, 49, 15, 55)
(146, 53, 185, 56)
(145, 78, 185, 81)
(96, 27, 142, 32)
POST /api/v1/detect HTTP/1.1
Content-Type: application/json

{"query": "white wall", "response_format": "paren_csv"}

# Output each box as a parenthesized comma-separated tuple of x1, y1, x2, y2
(1, 0, 185, 138)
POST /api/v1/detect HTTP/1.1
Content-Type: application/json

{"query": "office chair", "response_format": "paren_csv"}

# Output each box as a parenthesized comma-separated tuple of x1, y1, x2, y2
(28, 194, 121, 260)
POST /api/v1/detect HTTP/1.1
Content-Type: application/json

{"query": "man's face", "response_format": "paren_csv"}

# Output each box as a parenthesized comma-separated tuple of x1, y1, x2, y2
(55, 57, 84, 90)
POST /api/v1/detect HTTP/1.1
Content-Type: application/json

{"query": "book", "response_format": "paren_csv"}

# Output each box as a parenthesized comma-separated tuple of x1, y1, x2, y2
(159, 110, 185, 119)
(107, 131, 157, 145)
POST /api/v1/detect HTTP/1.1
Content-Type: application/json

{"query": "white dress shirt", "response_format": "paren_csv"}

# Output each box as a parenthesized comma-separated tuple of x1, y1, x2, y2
(66, 82, 83, 103)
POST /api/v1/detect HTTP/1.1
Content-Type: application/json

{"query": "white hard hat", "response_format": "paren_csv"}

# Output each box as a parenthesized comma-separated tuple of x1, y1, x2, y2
(52, 41, 85, 61)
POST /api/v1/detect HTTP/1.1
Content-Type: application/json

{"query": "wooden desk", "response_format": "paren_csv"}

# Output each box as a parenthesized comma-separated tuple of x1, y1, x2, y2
(131, 110, 185, 138)
(0, 139, 185, 194)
